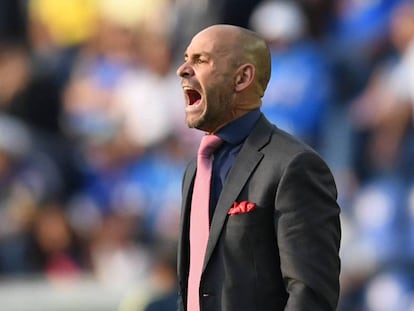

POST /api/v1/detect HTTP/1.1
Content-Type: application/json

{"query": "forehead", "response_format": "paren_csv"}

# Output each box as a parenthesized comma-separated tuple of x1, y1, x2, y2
(186, 28, 236, 56)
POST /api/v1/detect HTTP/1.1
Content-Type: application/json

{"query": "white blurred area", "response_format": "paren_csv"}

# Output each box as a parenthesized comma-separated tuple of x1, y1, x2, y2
(0, 276, 140, 311)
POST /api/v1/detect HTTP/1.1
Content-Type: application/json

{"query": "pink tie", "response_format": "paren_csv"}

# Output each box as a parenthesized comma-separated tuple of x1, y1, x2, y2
(187, 134, 223, 311)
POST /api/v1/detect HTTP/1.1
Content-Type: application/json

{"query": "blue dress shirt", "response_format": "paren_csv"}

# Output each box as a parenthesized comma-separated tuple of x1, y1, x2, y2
(209, 109, 261, 219)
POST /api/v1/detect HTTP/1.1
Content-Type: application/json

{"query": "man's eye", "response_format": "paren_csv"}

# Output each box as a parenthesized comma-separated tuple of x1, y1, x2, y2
(197, 58, 207, 64)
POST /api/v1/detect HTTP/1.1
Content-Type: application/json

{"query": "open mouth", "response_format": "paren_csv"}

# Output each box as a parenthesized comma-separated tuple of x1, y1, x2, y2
(185, 89, 202, 106)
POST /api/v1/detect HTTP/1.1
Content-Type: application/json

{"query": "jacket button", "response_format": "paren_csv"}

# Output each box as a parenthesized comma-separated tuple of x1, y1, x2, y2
(202, 293, 210, 297)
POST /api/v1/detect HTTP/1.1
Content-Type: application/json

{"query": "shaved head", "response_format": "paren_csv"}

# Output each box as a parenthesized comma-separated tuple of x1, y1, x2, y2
(177, 24, 271, 132)
(195, 24, 271, 97)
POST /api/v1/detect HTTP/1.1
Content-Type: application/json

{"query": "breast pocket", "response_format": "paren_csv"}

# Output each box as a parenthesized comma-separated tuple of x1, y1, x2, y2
(226, 207, 270, 227)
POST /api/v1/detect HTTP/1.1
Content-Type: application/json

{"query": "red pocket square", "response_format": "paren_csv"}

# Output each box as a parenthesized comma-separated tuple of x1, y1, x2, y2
(228, 201, 256, 215)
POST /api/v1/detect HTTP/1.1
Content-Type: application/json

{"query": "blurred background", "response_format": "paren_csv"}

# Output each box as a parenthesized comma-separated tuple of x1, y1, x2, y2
(0, 0, 414, 310)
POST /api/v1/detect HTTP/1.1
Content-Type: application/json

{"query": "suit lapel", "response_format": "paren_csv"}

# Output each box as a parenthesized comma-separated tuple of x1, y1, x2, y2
(177, 158, 196, 283)
(203, 115, 274, 272)
(181, 159, 197, 217)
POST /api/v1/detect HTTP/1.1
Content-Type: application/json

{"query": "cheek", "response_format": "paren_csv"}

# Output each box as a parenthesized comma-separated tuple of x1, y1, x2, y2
(210, 81, 234, 103)
(206, 73, 233, 93)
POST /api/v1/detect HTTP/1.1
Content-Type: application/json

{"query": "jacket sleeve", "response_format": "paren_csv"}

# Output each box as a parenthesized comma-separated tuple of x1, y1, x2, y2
(275, 151, 341, 310)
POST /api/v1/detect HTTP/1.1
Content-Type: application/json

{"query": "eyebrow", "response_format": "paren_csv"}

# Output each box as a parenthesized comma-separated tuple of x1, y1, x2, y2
(184, 52, 211, 61)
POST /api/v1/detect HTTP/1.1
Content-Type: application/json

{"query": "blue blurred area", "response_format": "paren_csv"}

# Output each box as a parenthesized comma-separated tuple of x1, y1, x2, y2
(1, 0, 414, 310)
(261, 40, 332, 147)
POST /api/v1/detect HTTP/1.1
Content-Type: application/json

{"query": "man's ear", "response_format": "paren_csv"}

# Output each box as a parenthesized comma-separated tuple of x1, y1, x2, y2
(234, 63, 255, 92)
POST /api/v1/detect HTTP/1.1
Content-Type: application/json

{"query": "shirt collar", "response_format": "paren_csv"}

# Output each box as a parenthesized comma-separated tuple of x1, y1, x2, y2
(216, 109, 261, 145)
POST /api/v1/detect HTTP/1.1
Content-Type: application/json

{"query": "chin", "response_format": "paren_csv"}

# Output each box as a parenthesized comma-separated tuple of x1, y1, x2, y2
(186, 120, 205, 131)
(186, 112, 207, 130)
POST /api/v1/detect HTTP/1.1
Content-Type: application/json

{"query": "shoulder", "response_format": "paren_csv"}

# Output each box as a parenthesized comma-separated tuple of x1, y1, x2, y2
(259, 116, 319, 161)
(255, 116, 333, 177)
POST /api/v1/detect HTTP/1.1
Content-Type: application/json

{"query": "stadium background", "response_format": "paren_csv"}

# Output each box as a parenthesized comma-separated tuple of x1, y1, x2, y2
(1, 0, 414, 310)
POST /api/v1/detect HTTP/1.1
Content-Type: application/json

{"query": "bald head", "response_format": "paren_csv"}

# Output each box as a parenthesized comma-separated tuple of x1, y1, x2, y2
(194, 25, 271, 97)
(177, 24, 271, 132)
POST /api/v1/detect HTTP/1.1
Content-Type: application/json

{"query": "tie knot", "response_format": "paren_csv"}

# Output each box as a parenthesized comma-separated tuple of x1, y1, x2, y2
(198, 135, 223, 158)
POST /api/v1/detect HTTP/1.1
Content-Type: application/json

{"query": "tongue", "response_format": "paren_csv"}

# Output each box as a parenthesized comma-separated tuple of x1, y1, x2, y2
(192, 98, 201, 105)
(188, 91, 201, 105)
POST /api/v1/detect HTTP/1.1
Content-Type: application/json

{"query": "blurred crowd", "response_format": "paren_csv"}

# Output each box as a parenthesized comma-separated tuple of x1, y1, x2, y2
(1, 0, 414, 310)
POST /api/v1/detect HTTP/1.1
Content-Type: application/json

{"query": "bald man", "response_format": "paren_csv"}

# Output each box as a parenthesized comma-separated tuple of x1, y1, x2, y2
(177, 25, 341, 311)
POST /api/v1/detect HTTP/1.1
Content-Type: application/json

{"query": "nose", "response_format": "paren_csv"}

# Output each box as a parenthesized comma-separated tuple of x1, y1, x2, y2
(176, 62, 194, 78)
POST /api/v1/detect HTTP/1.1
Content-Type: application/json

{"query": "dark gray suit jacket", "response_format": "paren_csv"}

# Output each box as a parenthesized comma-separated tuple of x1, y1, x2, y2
(178, 115, 341, 311)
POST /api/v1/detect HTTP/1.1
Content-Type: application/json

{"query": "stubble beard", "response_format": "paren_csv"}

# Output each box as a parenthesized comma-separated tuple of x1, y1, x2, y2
(186, 91, 233, 133)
